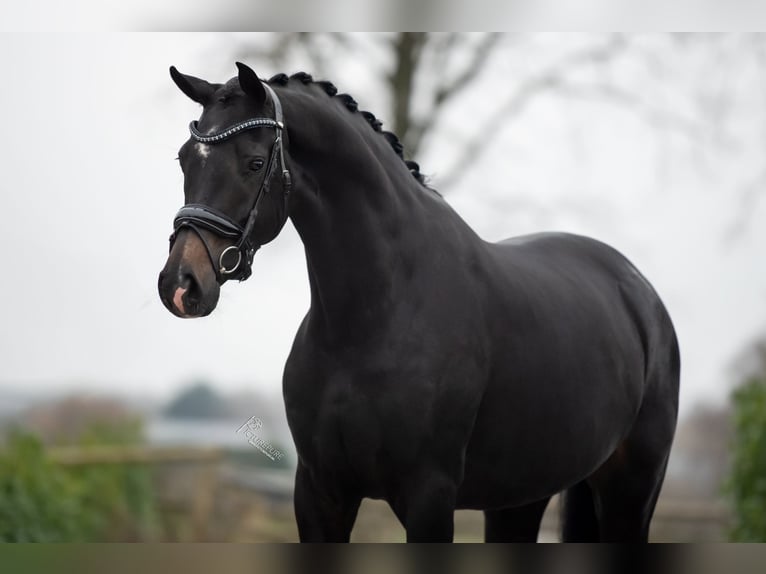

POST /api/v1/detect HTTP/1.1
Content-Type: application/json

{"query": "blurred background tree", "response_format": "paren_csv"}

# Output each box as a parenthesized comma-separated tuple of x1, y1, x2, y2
(234, 32, 766, 207)
(726, 342, 766, 541)
(0, 422, 158, 542)
(22, 394, 142, 445)
(163, 381, 229, 419)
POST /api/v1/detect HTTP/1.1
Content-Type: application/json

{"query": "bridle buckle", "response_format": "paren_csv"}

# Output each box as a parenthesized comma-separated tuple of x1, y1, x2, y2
(219, 245, 243, 276)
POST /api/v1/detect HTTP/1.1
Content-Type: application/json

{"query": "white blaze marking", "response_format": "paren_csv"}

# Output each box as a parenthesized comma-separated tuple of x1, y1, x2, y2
(195, 142, 210, 159)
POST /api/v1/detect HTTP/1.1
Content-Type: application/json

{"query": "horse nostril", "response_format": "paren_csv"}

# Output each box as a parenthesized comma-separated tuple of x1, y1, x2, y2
(177, 272, 191, 292)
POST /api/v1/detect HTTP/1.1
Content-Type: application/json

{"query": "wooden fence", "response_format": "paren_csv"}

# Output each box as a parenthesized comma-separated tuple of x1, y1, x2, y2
(49, 445, 223, 540)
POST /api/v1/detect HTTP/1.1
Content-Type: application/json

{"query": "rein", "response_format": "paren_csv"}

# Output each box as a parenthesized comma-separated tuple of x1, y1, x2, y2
(169, 82, 291, 282)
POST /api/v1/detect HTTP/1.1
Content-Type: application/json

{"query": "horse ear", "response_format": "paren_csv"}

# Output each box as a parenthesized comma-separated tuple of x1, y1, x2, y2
(169, 66, 216, 105)
(236, 62, 266, 106)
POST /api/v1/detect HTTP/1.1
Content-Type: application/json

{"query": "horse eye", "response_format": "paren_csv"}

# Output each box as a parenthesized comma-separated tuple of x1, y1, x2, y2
(249, 159, 265, 171)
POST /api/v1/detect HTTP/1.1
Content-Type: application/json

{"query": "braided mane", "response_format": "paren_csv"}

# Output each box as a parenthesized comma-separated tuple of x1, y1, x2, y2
(268, 72, 431, 190)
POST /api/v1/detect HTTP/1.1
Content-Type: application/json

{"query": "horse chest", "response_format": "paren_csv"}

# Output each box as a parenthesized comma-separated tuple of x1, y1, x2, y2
(285, 367, 437, 492)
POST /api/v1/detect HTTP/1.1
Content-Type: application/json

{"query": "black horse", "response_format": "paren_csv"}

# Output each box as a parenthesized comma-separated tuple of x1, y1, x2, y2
(158, 63, 680, 542)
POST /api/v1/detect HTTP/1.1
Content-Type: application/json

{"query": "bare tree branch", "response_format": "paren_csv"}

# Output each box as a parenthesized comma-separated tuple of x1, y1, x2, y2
(437, 35, 503, 106)
(437, 35, 630, 191)
(429, 33, 461, 75)
(725, 167, 766, 244)
(233, 33, 301, 70)
(236, 33, 361, 80)
(555, 81, 706, 141)
(406, 33, 502, 157)
(387, 33, 428, 156)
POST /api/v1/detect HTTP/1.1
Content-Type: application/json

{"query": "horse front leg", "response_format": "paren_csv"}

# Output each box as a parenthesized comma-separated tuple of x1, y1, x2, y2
(484, 497, 552, 542)
(394, 469, 459, 542)
(294, 461, 361, 542)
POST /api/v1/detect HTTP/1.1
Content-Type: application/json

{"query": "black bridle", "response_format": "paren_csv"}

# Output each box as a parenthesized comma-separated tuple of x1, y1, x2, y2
(169, 82, 291, 282)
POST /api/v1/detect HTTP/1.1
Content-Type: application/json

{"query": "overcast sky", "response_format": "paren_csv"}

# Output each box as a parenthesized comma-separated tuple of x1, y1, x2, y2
(0, 34, 764, 419)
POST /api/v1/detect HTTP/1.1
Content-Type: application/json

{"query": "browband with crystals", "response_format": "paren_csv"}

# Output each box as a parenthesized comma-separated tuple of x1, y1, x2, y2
(189, 118, 283, 143)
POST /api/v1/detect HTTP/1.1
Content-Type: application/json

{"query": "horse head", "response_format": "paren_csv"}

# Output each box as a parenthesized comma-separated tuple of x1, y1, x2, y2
(158, 63, 291, 318)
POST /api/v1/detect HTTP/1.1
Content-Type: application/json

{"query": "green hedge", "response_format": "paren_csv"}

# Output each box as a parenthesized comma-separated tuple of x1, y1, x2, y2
(0, 424, 159, 542)
(726, 377, 766, 541)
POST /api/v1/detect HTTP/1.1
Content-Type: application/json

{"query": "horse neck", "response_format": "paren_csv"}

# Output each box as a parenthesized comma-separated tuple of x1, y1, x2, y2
(290, 158, 433, 343)
(282, 90, 440, 341)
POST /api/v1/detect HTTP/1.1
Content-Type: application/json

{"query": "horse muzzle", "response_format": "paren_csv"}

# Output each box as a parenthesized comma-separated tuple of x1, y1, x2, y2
(158, 262, 220, 318)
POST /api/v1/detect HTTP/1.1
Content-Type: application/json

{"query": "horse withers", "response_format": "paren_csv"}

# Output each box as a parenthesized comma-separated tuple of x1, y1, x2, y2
(158, 63, 680, 542)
